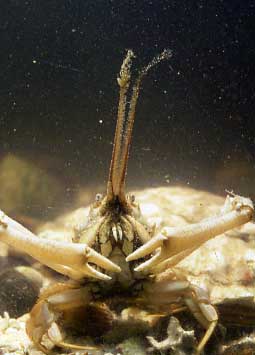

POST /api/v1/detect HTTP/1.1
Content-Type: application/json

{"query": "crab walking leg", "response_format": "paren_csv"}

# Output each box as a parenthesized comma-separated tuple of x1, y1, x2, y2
(127, 195, 254, 271)
(26, 283, 99, 354)
(183, 287, 218, 354)
(0, 210, 120, 280)
(144, 278, 218, 354)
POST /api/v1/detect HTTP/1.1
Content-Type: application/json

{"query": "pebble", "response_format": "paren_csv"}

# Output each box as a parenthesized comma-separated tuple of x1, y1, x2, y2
(0, 266, 43, 318)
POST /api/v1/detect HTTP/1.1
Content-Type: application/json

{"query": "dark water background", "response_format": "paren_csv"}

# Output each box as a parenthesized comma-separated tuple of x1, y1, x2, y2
(0, 1, 254, 215)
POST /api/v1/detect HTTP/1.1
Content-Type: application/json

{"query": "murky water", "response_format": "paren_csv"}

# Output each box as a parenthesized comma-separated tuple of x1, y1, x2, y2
(0, 2, 254, 354)
(0, 2, 254, 218)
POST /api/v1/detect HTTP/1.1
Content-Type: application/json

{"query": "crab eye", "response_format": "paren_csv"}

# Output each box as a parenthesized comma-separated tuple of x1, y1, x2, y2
(130, 194, 135, 203)
(95, 193, 103, 202)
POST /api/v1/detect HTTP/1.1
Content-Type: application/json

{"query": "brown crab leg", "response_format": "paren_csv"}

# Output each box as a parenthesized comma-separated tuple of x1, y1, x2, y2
(144, 274, 218, 354)
(27, 283, 100, 353)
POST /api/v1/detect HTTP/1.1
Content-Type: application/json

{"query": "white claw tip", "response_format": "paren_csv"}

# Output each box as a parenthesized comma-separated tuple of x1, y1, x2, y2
(134, 265, 146, 272)
(126, 254, 134, 262)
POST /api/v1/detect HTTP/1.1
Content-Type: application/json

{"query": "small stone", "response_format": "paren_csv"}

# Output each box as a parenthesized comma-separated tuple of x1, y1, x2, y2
(147, 316, 196, 354)
(0, 267, 43, 318)
(0, 312, 10, 331)
(219, 332, 255, 354)
(117, 337, 147, 355)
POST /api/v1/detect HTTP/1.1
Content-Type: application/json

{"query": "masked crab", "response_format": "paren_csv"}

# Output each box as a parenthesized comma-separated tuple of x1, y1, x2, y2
(0, 50, 254, 354)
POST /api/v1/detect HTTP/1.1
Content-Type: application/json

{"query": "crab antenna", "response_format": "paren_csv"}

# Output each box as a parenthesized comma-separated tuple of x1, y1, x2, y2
(107, 49, 135, 199)
(107, 49, 172, 202)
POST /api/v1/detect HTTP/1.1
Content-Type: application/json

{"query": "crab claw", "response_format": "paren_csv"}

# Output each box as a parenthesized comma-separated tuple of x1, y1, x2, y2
(126, 233, 168, 274)
(0, 210, 120, 281)
(126, 233, 166, 262)
(127, 194, 254, 274)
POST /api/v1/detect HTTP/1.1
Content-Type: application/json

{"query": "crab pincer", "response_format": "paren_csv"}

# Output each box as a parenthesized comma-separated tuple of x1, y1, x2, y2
(0, 210, 120, 281)
(127, 194, 254, 274)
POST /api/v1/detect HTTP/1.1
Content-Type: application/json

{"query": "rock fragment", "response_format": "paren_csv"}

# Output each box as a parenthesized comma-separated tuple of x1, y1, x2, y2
(147, 316, 196, 354)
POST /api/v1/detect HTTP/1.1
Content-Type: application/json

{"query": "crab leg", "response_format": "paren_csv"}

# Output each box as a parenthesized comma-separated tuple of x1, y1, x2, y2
(26, 283, 100, 354)
(144, 276, 218, 354)
(0, 210, 120, 280)
(127, 194, 254, 272)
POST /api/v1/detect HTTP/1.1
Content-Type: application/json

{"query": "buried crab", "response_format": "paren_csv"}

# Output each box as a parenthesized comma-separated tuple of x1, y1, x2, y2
(0, 50, 254, 354)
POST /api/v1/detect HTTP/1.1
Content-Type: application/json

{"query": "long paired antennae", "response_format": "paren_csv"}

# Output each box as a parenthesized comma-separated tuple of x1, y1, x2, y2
(107, 49, 172, 202)
(107, 50, 135, 199)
